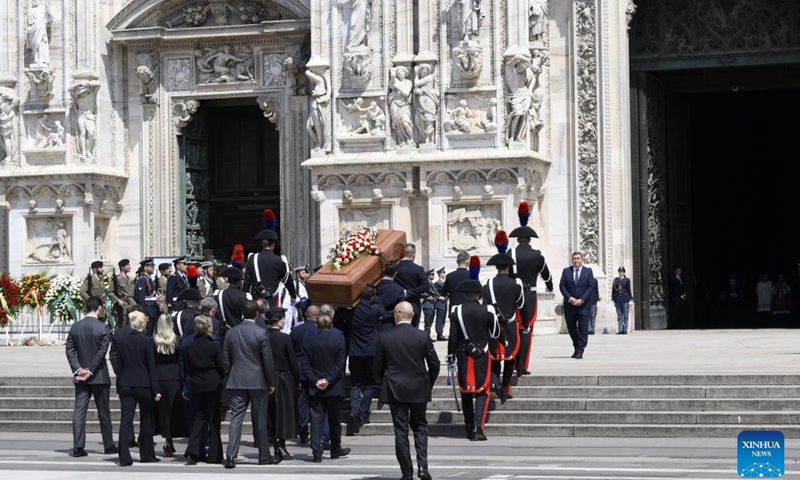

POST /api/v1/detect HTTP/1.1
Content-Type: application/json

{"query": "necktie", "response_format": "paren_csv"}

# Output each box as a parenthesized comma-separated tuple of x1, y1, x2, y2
(574, 268, 579, 284)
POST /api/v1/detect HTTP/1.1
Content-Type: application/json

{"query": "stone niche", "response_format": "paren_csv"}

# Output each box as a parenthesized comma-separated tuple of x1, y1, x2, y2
(22, 109, 68, 165)
(24, 215, 74, 265)
(337, 204, 392, 238)
(335, 95, 388, 153)
(444, 202, 503, 256)
(442, 92, 499, 149)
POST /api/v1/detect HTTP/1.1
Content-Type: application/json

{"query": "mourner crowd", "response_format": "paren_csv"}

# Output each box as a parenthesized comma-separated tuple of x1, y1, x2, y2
(64, 222, 605, 480)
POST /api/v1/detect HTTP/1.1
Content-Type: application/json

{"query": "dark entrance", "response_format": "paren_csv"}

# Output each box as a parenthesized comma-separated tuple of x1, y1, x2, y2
(205, 101, 280, 260)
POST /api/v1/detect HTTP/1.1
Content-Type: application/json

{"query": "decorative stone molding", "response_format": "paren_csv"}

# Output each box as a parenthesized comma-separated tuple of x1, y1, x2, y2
(195, 45, 255, 84)
(167, 58, 193, 92)
(344, 49, 374, 86)
(173, 99, 201, 135)
(263, 53, 288, 87)
(316, 171, 407, 192)
(310, 186, 326, 202)
(646, 80, 667, 306)
(306, 67, 331, 153)
(574, 0, 600, 264)
(257, 95, 280, 129)
(625, 1, 637, 30)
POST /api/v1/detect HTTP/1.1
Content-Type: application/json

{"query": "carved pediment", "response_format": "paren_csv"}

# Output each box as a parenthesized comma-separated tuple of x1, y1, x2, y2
(108, 0, 309, 31)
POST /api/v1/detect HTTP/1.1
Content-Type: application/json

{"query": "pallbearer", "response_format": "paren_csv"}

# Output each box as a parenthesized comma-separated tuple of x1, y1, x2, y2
(484, 253, 524, 403)
(447, 280, 499, 441)
(508, 225, 553, 375)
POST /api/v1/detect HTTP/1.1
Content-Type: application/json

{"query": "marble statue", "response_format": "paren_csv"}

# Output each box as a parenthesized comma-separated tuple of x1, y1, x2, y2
(186, 172, 195, 198)
(341, 0, 373, 49)
(186, 200, 199, 227)
(413, 64, 439, 145)
(68, 80, 101, 161)
(344, 97, 385, 134)
(26, 0, 51, 67)
(136, 65, 157, 104)
(0, 88, 20, 164)
(529, 0, 549, 43)
(34, 113, 52, 147)
(305, 69, 331, 151)
(481, 98, 498, 132)
(25, 69, 54, 102)
(456, 46, 482, 77)
(459, 0, 482, 41)
(446, 99, 473, 133)
(389, 67, 414, 146)
(504, 54, 535, 142)
(186, 231, 205, 257)
(53, 219, 70, 261)
(196, 46, 254, 83)
(48, 121, 64, 147)
(208, 2, 235, 25)
(282, 56, 305, 94)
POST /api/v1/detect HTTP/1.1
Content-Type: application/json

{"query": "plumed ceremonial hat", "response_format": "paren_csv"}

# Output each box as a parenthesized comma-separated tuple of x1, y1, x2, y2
(90, 260, 103, 269)
(220, 266, 243, 280)
(254, 229, 278, 241)
(456, 280, 484, 294)
(508, 225, 539, 238)
(487, 253, 516, 266)
(177, 288, 203, 302)
(139, 258, 155, 267)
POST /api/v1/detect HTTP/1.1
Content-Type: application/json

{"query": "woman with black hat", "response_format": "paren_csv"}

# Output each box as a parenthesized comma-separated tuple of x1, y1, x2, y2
(265, 307, 299, 459)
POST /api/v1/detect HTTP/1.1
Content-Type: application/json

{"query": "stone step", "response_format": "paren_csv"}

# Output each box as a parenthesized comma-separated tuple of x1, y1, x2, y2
(5, 374, 800, 387)
(3, 419, 800, 438)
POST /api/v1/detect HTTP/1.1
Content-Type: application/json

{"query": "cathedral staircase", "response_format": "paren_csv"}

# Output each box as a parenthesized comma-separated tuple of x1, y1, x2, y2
(1, 374, 799, 437)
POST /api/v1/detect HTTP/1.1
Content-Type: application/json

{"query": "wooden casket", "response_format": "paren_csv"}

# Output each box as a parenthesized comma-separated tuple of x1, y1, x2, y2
(306, 230, 407, 308)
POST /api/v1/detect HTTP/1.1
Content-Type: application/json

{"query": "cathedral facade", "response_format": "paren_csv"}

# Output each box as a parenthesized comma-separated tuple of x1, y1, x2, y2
(1, 0, 797, 331)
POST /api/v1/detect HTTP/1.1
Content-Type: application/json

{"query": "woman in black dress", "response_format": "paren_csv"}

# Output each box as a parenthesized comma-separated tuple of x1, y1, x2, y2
(266, 307, 300, 460)
(153, 313, 181, 457)
(184, 315, 225, 464)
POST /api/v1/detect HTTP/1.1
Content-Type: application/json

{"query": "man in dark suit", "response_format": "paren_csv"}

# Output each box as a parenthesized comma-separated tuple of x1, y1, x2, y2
(65, 296, 116, 457)
(669, 266, 688, 329)
(587, 276, 599, 334)
(166, 256, 189, 313)
(441, 252, 471, 308)
(558, 252, 595, 359)
(215, 267, 249, 333)
(507, 226, 553, 374)
(374, 301, 440, 480)
(175, 288, 202, 337)
(291, 305, 319, 443)
(223, 300, 277, 468)
(301, 313, 350, 462)
(394, 243, 429, 328)
(133, 258, 160, 322)
(243, 229, 297, 301)
(376, 261, 407, 331)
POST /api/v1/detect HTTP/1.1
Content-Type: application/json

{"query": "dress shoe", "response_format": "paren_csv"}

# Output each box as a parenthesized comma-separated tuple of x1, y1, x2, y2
(223, 457, 236, 469)
(517, 369, 530, 376)
(499, 390, 507, 405)
(311, 453, 322, 463)
(622, 331, 628, 334)
(73, 448, 88, 457)
(103, 445, 118, 454)
(574, 353, 583, 359)
(119, 462, 133, 467)
(331, 447, 351, 459)
(473, 428, 487, 441)
(276, 446, 293, 460)
(399, 476, 413, 480)
(321, 439, 331, 450)
(418, 468, 433, 480)
(588, 331, 595, 335)
(299, 432, 308, 443)
(186, 454, 198, 465)
(570, 352, 577, 358)
(163, 445, 173, 458)
(360, 417, 371, 425)
(141, 457, 161, 463)
(258, 457, 280, 465)
(437, 334, 447, 341)
(128, 440, 138, 448)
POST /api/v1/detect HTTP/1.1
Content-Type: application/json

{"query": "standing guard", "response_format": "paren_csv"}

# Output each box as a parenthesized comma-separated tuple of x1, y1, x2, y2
(79, 261, 106, 302)
(291, 264, 310, 327)
(433, 268, 448, 341)
(107, 259, 136, 327)
(216, 267, 250, 334)
(447, 280, 499, 441)
(198, 262, 216, 298)
(243, 230, 296, 304)
(166, 256, 189, 313)
(156, 263, 172, 314)
(134, 258, 160, 323)
(484, 254, 524, 403)
(508, 225, 553, 375)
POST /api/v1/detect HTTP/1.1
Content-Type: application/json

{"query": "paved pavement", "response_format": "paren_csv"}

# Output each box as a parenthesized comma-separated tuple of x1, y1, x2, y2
(0, 432, 798, 479)
(3, 329, 800, 377)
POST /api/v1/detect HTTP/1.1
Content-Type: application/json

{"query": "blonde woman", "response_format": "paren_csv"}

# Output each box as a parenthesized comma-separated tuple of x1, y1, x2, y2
(153, 314, 185, 457)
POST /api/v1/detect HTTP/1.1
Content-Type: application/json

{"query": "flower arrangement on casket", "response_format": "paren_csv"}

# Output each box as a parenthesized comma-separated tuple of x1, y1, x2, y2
(44, 274, 84, 323)
(20, 273, 51, 316)
(327, 227, 383, 271)
(0, 273, 21, 327)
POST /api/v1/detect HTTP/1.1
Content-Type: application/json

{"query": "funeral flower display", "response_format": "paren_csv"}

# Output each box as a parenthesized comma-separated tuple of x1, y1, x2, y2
(20, 273, 51, 315)
(328, 227, 382, 271)
(44, 274, 84, 323)
(0, 273, 21, 327)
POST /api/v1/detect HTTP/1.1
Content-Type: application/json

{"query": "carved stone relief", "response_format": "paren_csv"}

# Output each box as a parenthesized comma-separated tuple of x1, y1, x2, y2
(173, 99, 201, 134)
(27, 113, 65, 148)
(68, 80, 101, 162)
(626, 0, 637, 30)
(25, 216, 72, 264)
(263, 53, 287, 86)
(135, 53, 159, 104)
(196, 46, 255, 84)
(186, 230, 205, 257)
(0, 87, 20, 164)
(446, 203, 502, 255)
(26, 0, 52, 67)
(25, 68, 55, 103)
(239, 2, 280, 23)
(344, 51, 373, 85)
(575, 0, 600, 264)
(443, 96, 497, 135)
(646, 79, 666, 306)
(257, 95, 280, 129)
(338, 97, 385, 135)
(453, 43, 483, 79)
(338, 204, 391, 237)
(167, 58, 193, 91)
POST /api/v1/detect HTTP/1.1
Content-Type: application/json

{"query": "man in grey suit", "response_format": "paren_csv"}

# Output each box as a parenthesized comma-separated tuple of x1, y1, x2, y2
(65, 296, 116, 457)
(222, 300, 277, 468)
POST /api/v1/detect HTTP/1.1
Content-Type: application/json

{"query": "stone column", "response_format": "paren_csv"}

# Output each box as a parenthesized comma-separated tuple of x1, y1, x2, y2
(414, 0, 438, 63)
(0, 0, 16, 83)
(74, 0, 96, 76)
(393, 0, 414, 64)
(282, 95, 311, 267)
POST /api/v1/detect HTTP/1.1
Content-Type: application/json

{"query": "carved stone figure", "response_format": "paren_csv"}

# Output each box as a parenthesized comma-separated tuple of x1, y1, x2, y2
(282, 56, 305, 94)
(25, 217, 72, 264)
(625, 0, 637, 30)
(257, 95, 280, 128)
(196, 46, 254, 83)
(186, 200, 199, 227)
(25, 68, 54, 102)
(344, 52, 373, 84)
(504, 54, 535, 143)
(447, 206, 502, 254)
(389, 67, 414, 146)
(136, 65, 157, 104)
(529, 0, 549, 43)
(454, 43, 483, 79)
(49, 121, 65, 147)
(344, 97, 385, 135)
(413, 63, 439, 145)
(459, 0, 483, 41)
(34, 113, 52, 147)
(208, 2, 235, 25)
(306, 69, 331, 151)
(341, 0, 373, 49)
(481, 98, 498, 132)
(173, 99, 200, 134)
(26, 0, 51, 67)
(186, 231, 205, 257)
(0, 87, 20, 164)
(186, 172, 195, 198)
(445, 99, 473, 133)
(239, 2, 277, 23)
(68, 80, 101, 161)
